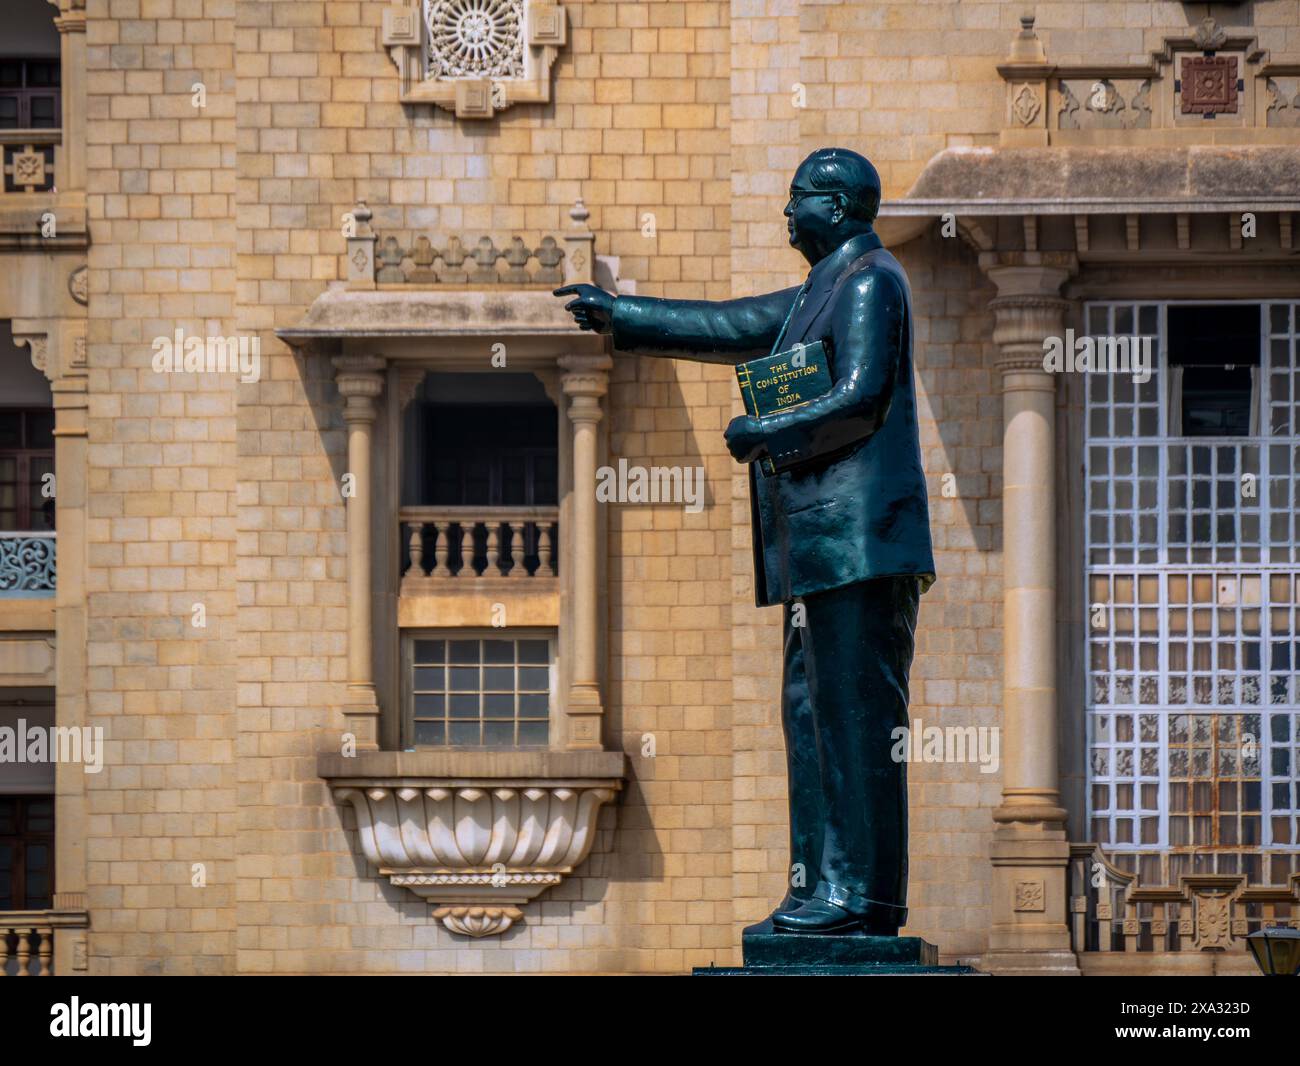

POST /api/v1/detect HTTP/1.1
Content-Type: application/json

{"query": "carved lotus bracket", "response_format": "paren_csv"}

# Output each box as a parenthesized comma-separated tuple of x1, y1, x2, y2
(382, 0, 568, 119)
(324, 751, 625, 937)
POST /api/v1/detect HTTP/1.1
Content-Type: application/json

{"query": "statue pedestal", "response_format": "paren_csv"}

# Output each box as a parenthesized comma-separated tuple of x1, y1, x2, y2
(692, 919, 983, 976)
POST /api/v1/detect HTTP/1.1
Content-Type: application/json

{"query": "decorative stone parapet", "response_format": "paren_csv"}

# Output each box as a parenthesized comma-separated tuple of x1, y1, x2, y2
(372, 232, 566, 286)
(321, 750, 625, 937)
(346, 200, 592, 289)
(996, 15, 1297, 146)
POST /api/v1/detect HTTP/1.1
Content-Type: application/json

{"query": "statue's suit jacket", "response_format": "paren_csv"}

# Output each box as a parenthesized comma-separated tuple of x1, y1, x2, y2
(610, 230, 936, 607)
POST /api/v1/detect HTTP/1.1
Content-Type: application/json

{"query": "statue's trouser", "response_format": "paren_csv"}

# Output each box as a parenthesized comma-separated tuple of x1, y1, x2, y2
(781, 576, 920, 929)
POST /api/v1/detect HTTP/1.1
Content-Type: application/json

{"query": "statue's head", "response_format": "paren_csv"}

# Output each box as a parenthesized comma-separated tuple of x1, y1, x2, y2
(784, 148, 881, 264)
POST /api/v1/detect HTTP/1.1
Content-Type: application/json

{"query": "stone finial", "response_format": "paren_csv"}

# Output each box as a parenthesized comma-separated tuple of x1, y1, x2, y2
(351, 199, 374, 236)
(563, 198, 595, 286)
(1008, 11, 1046, 65)
(346, 199, 377, 290)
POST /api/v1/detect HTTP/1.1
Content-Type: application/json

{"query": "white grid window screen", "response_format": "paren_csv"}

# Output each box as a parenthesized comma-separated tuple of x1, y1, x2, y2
(1166, 444, 1262, 564)
(1268, 711, 1300, 847)
(1268, 304, 1299, 436)
(1085, 301, 1300, 885)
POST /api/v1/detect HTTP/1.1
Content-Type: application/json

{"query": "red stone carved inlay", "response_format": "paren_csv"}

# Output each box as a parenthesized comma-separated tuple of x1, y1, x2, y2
(1181, 55, 1239, 115)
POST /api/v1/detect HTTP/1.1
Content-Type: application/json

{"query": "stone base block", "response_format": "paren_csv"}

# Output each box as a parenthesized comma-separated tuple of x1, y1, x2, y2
(691, 919, 984, 976)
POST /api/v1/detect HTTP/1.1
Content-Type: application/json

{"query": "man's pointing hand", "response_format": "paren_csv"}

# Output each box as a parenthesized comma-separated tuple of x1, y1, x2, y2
(554, 284, 615, 334)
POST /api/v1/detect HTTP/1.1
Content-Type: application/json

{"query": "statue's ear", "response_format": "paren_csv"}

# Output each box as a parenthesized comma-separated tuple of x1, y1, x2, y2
(830, 193, 847, 225)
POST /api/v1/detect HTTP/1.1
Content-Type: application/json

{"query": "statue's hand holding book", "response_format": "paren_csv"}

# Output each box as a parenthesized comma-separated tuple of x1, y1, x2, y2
(734, 339, 834, 475)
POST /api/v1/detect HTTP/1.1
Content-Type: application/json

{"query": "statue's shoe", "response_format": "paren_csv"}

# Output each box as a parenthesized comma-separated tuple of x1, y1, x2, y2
(742, 893, 811, 937)
(770, 896, 864, 934)
(767, 892, 809, 923)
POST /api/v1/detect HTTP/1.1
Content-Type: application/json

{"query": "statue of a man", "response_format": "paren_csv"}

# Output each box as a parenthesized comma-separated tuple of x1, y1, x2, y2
(556, 147, 935, 936)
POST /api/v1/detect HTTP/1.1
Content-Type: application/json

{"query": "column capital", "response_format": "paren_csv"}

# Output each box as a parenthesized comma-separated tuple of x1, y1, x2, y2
(334, 355, 386, 423)
(559, 353, 612, 422)
(48, 0, 86, 32)
(559, 353, 611, 394)
(981, 259, 1076, 383)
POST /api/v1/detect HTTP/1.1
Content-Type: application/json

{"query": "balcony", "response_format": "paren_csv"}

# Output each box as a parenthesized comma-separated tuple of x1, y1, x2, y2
(280, 201, 625, 933)
(398, 506, 557, 629)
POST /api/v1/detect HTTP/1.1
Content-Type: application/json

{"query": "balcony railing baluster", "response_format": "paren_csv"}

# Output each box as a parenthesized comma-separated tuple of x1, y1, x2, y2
(398, 508, 558, 591)
(0, 911, 90, 976)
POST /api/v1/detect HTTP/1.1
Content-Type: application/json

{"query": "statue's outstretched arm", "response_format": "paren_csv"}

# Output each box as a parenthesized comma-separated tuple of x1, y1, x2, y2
(609, 288, 801, 363)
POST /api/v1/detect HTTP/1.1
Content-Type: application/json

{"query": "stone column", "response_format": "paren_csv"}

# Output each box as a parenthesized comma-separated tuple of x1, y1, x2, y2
(15, 321, 91, 974)
(981, 256, 1080, 975)
(334, 356, 386, 748)
(53, 0, 86, 192)
(558, 354, 611, 750)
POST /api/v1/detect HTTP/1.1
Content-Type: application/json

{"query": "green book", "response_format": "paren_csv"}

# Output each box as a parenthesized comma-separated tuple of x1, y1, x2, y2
(735, 339, 833, 476)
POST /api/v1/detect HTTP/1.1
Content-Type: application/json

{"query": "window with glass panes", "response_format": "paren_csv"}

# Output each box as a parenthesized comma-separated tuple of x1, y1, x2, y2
(1086, 302, 1300, 887)
(406, 633, 553, 746)
(0, 794, 54, 910)
(0, 58, 61, 130)
(0, 408, 55, 531)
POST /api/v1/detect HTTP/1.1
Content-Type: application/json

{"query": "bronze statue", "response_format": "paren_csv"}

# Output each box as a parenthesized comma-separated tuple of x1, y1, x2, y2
(556, 147, 935, 936)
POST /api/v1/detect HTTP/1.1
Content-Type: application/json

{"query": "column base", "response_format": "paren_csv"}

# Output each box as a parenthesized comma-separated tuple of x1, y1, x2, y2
(989, 816, 1076, 966)
(565, 684, 604, 750)
(342, 688, 381, 750)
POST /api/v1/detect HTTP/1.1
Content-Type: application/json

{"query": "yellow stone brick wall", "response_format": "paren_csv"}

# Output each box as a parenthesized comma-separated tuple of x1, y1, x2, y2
(73, 0, 1299, 971)
(84, 0, 239, 974)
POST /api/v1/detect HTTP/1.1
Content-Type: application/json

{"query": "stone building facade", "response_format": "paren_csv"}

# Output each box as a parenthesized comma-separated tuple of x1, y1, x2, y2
(0, 0, 1297, 975)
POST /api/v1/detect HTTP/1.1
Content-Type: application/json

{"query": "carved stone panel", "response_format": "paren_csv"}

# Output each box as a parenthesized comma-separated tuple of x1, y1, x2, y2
(383, 1, 567, 118)
(1180, 55, 1240, 115)
(1265, 78, 1300, 127)
(425, 0, 525, 80)
(1014, 878, 1046, 912)
(1193, 891, 1234, 950)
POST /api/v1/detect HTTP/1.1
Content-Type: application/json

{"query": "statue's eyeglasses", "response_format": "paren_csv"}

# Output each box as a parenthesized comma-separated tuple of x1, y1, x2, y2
(787, 187, 849, 204)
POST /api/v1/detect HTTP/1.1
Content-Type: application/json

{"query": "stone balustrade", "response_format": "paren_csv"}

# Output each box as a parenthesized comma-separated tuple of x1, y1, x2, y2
(0, 909, 89, 976)
(373, 233, 567, 285)
(399, 506, 558, 590)
(1069, 843, 1300, 955)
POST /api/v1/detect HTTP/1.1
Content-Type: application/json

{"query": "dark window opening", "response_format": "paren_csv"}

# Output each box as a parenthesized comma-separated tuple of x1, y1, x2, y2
(0, 58, 61, 129)
(0, 408, 55, 531)
(411, 413, 557, 509)
(400, 373, 558, 578)
(1167, 304, 1261, 437)
(0, 794, 54, 910)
